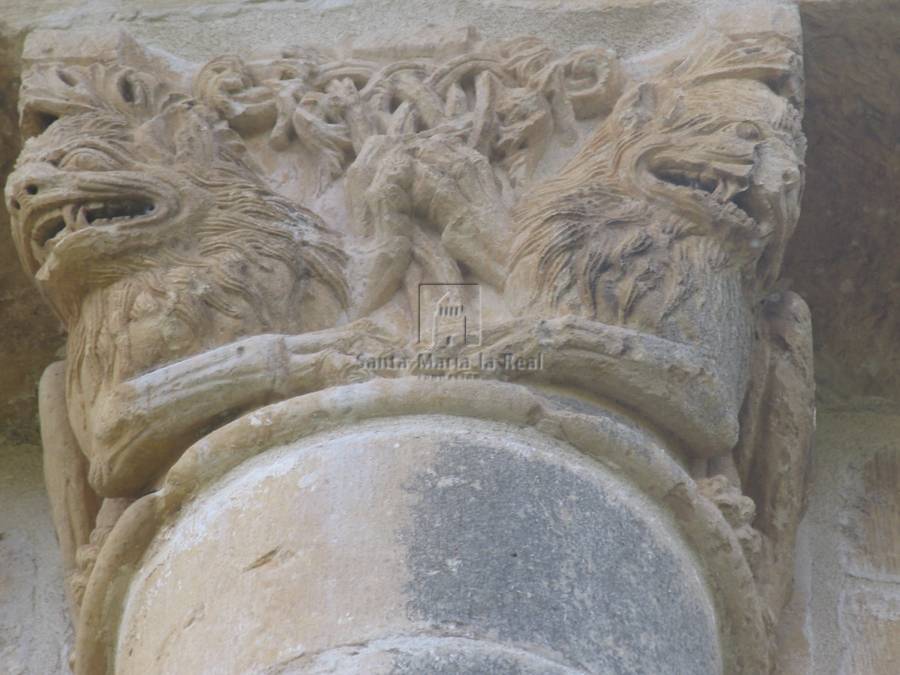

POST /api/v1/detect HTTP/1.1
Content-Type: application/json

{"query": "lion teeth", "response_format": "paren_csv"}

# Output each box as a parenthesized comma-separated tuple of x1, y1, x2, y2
(83, 199, 155, 225)
(76, 205, 89, 229)
(62, 204, 79, 230)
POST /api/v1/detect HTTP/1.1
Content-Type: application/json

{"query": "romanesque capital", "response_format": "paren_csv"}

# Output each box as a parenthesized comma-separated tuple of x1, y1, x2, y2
(5, 3, 814, 672)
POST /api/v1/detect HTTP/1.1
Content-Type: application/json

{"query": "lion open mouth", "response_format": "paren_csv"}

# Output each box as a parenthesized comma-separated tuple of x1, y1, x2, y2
(31, 197, 157, 256)
(648, 159, 757, 229)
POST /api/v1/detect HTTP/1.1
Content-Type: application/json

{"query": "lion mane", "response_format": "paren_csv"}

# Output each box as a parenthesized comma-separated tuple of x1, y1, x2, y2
(507, 31, 803, 345)
(13, 64, 350, 432)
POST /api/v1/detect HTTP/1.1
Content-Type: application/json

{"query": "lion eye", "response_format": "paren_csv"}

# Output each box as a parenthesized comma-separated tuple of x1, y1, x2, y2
(736, 121, 763, 141)
(59, 148, 118, 171)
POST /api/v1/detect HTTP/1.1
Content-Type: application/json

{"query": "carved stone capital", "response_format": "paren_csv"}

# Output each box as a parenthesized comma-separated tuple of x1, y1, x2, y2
(5, 4, 813, 672)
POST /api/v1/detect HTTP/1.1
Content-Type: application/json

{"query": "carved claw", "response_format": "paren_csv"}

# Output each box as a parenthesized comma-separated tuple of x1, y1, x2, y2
(351, 134, 511, 287)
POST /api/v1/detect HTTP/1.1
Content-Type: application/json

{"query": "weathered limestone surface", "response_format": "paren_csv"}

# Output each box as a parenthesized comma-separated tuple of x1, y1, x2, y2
(0, 1, 896, 674)
(1, 5, 811, 670)
(0, 21, 74, 675)
(776, 407, 900, 675)
(0, 439, 72, 675)
(786, 0, 900, 403)
(0, 23, 66, 442)
(770, 5, 900, 669)
(113, 395, 722, 674)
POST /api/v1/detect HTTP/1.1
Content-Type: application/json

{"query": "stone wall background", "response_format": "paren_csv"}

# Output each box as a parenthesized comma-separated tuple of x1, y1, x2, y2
(0, 437, 72, 674)
(0, 1, 897, 673)
(775, 405, 900, 674)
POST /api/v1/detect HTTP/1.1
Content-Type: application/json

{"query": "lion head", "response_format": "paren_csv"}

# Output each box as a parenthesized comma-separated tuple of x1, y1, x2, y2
(7, 64, 348, 322)
(507, 31, 805, 342)
(5, 64, 350, 439)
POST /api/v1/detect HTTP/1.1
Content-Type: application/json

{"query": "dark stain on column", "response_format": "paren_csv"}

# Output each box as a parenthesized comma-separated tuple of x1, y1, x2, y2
(398, 440, 719, 674)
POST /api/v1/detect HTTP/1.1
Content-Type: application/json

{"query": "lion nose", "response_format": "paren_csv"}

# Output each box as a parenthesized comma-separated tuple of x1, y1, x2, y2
(5, 163, 58, 214)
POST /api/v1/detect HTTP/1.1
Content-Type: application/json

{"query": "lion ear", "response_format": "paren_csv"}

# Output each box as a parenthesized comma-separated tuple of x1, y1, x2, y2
(172, 105, 220, 164)
(137, 100, 262, 176)
(616, 82, 659, 131)
(135, 101, 216, 163)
